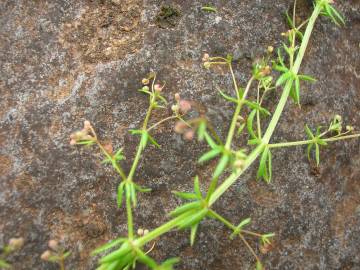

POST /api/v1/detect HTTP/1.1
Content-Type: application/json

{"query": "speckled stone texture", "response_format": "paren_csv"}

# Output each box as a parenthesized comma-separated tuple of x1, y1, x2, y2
(1, 0, 360, 269)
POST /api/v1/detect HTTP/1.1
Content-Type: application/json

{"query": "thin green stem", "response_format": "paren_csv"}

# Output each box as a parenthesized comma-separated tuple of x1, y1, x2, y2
(269, 133, 360, 148)
(146, 115, 177, 132)
(127, 102, 154, 182)
(126, 191, 134, 239)
(225, 76, 255, 149)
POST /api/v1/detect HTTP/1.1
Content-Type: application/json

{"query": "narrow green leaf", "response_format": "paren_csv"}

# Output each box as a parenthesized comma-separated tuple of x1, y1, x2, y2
(134, 184, 151, 193)
(276, 71, 292, 87)
(198, 148, 222, 163)
(218, 89, 239, 104)
(329, 5, 345, 26)
(268, 149, 272, 182)
(204, 132, 218, 149)
(147, 133, 160, 148)
(190, 223, 199, 246)
(295, 76, 300, 104)
(193, 176, 201, 198)
(244, 100, 271, 116)
(305, 125, 314, 139)
(213, 154, 230, 179)
(99, 242, 131, 263)
(117, 182, 125, 208)
(298, 74, 316, 82)
(91, 238, 126, 256)
(178, 208, 207, 229)
(197, 121, 207, 141)
(173, 192, 198, 200)
(169, 201, 201, 217)
(307, 143, 314, 162)
(201, 6, 217, 12)
(315, 143, 320, 166)
(130, 183, 137, 207)
(247, 110, 258, 140)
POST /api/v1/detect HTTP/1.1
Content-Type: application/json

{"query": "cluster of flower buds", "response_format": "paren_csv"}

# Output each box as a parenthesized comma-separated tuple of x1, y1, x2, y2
(174, 121, 195, 141)
(171, 93, 192, 115)
(329, 114, 343, 134)
(41, 240, 60, 261)
(267, 46, 274, 53)
(7, 237, 25, 251)
(137, 228, 149, 237)
(70, 120, 95, 145)
(202, 53, 212, 69)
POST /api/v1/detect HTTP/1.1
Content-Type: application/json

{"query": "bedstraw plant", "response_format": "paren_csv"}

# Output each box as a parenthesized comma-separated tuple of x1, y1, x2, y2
(70, 0, 360, 269)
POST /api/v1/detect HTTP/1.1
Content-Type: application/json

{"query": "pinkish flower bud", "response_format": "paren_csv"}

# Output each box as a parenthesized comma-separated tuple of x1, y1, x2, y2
(103, 143, 113, 154)
(83, 120, 91, 130)
(41, 250, 52, 261)
(154, 84, 162, 92)
(179, 100, 192, 114)
(174, 121, 188, 134)
(184, 130, 195, 141)
(8, 237, 24, 250)
(70, 139, 77, 145)
(174, 93, 181, 101)
(48, 240, 59, 250)
(202, 53, 210, 62)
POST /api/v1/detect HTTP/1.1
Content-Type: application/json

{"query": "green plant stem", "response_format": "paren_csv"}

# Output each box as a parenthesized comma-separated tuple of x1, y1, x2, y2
(135, 212, 194, 247)
(146, 115, 178, 132)
(126, 192, 134, 239)
(225, 76, 255, 150)
(269, 133, 360, 148)
(60, 258, 65, 270)
(127, 102, 154, 182)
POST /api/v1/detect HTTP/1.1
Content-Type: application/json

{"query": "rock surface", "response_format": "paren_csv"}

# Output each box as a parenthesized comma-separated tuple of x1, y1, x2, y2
(1, 0, 360, 269)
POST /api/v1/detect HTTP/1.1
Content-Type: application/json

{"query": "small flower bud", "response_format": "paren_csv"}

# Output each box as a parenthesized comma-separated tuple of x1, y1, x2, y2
(262, 65, 271, 76)
(171, 104, 179, 112)
(137, 228, 144, 236)
(202, 53, 210, 62)
(260, 243, 272, 254)
(41, 250, 52, 261)
(267, 46, 274, 53)
(143, 229, 149, 235)
(335, 114, 342, 122)
(154, 84, 162, 92)
(174, 93, 181, 101)
(234, 159, 245, 169)
(8, 237, 24, 250)
(103, 143, 113, 154)
(48, 240, 59, 250)
(142, 86, 150, 92)
(184, 130, 194, 141)
(70, 139, 77, 145)
(174, 121, 187, 134)
(346, 125, 354, 132)
(179, 100, 192, 114)
(203, 62, 211, 69)
(142, 78, 150, 85)
(83, 120, 91, 131)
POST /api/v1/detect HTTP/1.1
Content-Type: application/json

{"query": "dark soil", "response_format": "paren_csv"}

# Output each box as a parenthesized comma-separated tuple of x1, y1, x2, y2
(1, 0, 360, 269)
